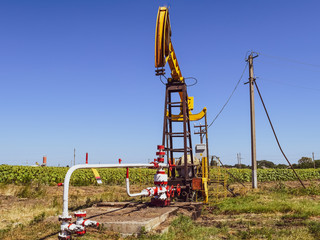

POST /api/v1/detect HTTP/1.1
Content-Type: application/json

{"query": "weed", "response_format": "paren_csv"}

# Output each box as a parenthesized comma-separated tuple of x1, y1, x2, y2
(51, 196, 61, 208)
(30, 212, 46, 224)
(307, 221, 320, 239)
(70, 194, 78, 202)
(139, 226, 147, 235)
(282, 213, 310, 220)
(16, 181, 46, 198)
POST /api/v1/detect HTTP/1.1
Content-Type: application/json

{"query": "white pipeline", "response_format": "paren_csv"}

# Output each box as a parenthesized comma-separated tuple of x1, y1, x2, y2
(61, 163, 168, 218)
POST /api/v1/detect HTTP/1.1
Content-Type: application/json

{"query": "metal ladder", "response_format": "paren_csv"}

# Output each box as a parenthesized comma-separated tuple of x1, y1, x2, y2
(162, 82, 195, 185)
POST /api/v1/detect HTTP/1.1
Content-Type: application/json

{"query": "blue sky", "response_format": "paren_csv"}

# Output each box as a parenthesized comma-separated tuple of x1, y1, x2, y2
(0, 1, 319, 166)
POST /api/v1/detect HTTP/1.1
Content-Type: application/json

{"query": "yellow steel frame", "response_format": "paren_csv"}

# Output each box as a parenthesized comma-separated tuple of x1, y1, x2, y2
(168, 107, 207, 122)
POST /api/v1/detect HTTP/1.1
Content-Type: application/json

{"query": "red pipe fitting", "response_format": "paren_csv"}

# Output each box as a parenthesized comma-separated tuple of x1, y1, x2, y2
(74, 212, 86, 218)
(75, 230, 86, 236)
(157, 145, 165, 150)
(58, 216, 72, 222)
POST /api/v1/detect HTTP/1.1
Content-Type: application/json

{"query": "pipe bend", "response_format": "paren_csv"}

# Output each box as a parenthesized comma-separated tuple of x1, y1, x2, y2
(125, 170, 149, 197)
(62, 163, 169, 217)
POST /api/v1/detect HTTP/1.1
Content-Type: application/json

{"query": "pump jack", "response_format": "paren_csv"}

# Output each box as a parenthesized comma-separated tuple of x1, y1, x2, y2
(155, 7, 209, 201)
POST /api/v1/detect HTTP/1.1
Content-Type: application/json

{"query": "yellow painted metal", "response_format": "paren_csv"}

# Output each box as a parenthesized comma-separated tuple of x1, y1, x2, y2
(155, 7, 183, 83)
(212, 159, 228, 203)
(156, 6, 206, 121)
(166, 42, 183, 82)
(202, 157, 209, 203)
(91, 168, 102, 184)
(155, 7, 170, 68)
(188, 97, 194, 111)
(167, 107, 207, 122)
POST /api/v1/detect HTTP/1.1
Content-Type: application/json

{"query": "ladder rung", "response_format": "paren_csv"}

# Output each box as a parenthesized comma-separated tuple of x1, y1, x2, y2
(167, 148, 192, 152)
(165, 132, 190, 137)
(169, 119, 189, 122)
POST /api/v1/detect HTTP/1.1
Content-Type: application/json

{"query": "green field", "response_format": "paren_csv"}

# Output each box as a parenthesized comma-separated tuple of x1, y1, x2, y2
(1, 165, 320, 185)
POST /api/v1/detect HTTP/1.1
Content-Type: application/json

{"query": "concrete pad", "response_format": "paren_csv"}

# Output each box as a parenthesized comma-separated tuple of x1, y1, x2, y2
(84, 202, 179, 235)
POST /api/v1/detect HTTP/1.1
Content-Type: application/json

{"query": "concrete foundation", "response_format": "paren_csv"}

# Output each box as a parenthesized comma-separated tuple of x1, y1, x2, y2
(83, 202, 202, 235)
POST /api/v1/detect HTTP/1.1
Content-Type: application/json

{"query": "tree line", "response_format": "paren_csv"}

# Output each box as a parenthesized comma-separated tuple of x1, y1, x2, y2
(210, 157, 319, 169)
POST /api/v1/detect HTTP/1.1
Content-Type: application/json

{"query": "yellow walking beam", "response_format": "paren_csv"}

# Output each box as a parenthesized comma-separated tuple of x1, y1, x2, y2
(155, 6, 206, 121)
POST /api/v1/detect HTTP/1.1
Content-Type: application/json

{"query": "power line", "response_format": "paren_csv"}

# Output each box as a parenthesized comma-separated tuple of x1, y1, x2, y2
(259, 53, 320, 68)
(254, 80, 306, 189)
(259, 77, 320, 92)
(208, 62, 248, 128)
(216, 157, 245, 187)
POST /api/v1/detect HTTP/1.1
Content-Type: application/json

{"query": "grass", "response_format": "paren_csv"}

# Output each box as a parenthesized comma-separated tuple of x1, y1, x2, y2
(16, 181, 47, 198)
(1, 181, 320, 239)
(210, 183, 320, 217)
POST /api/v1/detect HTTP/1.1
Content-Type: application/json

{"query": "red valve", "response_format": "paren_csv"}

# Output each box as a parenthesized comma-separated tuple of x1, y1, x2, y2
(176, 184, 181, 196)
(168, 159, 176, 172)
(157, 145, 165, 150)
(151, 161, 159, 168)
(57, 183, 63, 186)
(166, 185, 174, 198)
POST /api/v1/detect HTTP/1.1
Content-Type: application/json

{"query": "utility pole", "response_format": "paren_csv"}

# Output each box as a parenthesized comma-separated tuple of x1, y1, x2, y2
(313, 152, 315, 168)
(237, 153, 239, 167)
(237, 153, 242, 168)
(74, 148, 76, 166)
(246, 53, 258, 189)
(194, 124, 205, 144)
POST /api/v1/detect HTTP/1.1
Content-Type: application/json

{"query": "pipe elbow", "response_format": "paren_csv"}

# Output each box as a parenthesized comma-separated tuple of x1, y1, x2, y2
(126, 178, 149, 197)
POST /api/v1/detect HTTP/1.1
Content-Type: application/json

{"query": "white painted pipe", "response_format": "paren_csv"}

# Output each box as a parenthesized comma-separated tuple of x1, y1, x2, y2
(61, 163, 168, 217)
(125, 167, 150, 197)
(125, 178, 149, 197)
